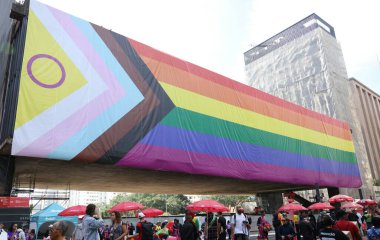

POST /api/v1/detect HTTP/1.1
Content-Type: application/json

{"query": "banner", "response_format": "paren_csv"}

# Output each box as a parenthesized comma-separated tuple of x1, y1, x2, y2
(11, 0, 361, 188)
(0, 197, 30, 208)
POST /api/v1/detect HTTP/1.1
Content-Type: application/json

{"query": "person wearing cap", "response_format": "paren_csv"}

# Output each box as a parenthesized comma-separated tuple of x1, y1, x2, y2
(0, 223, 7, 240)
(128, 212, 154, 240)
(50, 221, 68, 240)
(334, 210, 361, 240)
(180, 211, 199, 240)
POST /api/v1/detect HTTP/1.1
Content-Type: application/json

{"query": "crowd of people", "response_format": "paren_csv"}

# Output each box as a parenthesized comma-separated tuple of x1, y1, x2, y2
(33, 204, 253, 240)
(270, 207, 380, 240)
(3, 203, 380, 240)
(0, 222, 36, 240)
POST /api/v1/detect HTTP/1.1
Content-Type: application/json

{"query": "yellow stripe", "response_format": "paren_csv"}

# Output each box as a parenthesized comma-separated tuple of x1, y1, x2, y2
(161, 83, 355, 153)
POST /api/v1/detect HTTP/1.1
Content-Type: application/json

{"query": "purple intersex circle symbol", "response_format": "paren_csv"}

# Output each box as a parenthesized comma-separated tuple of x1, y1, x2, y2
(27, 54, 66, 89)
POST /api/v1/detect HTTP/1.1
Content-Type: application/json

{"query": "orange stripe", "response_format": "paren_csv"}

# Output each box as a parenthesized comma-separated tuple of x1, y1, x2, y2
(142, 56, 352, 141)
(130, 38, 350, 130)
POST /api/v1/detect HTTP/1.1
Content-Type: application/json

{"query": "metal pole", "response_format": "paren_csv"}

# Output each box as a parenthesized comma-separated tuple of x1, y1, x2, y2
(315, 184, 321, 202)
(358, 188, 364, 199)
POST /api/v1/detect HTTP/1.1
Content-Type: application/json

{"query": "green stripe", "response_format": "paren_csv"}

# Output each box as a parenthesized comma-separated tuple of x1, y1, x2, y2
(160, 108, 357, 164)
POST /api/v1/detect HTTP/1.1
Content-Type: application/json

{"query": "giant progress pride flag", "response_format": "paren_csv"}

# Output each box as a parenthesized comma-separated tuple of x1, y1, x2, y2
(11, 0, 361, 188)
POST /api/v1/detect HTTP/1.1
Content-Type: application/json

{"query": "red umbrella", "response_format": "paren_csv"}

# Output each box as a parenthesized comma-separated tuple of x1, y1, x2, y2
(307, 202, 334, 210)
(328, 194, 354, 203)
(279, 203, 307, 212)
(357, 199, 377, 206)
(341, 203, 363, 209)
(186, 200, 229, 212)
(136, 208, 164, 217)
(58, 205, 86, 216)
(108, 201, 144, 213)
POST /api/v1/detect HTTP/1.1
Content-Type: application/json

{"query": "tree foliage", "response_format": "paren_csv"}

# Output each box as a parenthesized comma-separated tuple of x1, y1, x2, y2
(100, 193, 190, 216)
(208, 195, 253, 210)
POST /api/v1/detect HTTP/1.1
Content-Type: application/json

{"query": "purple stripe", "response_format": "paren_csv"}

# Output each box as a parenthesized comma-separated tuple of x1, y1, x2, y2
(117, 144, 362, 188)
(137, 124, 360, 176)
(17, 5, 125, 156)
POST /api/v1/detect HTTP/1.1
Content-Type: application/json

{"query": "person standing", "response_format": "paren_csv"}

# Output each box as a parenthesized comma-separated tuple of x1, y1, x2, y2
(226, 221, 232, 240)
(27, 230, 36, 240)
(257, 211, 271, 240)
(334, 210, 361, 240)
(0, 223, 7, 240)
(110, 211, 128, 240)
(172, 219, 182, 238)
(367, 217, 380, 240)
(204, 212, 217, 240)
(17, 229, 26, 240)
(278, 218, 295, 240)
(231, 206, 250, 240)
(83, 204, 105, 240)
(364, 211, 373, 229)
(50, 221, 68, 240)
(319, 216, 348, 240)
(217, 212, 227, 240)
(299, 212, 315, 240)
(272, 211, 282, 240)
(8, 223, 19, 240)
(180, 212, 198, 240)
(72, 218, 84, 240)
(128, 213, 154, 240)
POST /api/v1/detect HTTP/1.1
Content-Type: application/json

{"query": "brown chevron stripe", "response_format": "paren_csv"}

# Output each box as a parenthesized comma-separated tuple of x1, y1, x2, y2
(73, 24, 173, 163)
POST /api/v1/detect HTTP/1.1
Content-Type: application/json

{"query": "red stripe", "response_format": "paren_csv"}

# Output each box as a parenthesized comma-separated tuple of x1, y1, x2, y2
(129, 38, 350, 130)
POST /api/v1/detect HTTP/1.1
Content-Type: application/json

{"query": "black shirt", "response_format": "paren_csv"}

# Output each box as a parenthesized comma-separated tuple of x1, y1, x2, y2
(319, 228, 349, 240)
(279, 223, 295, 237)
(299, 220, 314, 240)
(218, 216, 227, 234)
(180, 220, 198, 240)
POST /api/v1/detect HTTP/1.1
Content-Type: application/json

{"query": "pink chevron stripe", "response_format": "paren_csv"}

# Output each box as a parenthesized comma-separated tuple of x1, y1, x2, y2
(117, 143, 362, 188)
(17, 6, 125, 157)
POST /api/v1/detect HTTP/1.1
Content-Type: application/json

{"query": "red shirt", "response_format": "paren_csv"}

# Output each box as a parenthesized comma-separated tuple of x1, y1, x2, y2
(334, 220, 360, 240)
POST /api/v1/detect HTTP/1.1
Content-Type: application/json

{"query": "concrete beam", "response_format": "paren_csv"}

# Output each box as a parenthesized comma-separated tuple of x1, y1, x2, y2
(14, 157, 311, 195)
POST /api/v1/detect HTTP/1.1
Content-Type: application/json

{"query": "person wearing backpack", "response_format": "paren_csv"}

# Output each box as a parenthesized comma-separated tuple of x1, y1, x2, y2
(128, 213, 154, 240)
(231, 206, 250, 240)
(181, 211, 199, 240)
(367, 217, 380, 240)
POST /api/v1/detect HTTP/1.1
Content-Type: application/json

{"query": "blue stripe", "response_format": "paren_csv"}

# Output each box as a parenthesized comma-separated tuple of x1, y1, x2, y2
(140, 124, 360, 176)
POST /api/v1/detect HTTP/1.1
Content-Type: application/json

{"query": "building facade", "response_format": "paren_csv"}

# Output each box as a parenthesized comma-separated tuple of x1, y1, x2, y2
(69, 191, 117, 206)
(350, 78, 380, 197)
(244, 14, 373, 198)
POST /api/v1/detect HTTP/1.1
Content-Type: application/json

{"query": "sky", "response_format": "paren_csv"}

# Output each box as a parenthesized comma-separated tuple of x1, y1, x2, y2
(39, 0, 380, 94)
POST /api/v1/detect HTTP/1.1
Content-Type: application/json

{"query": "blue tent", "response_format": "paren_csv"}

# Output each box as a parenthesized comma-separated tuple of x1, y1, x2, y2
(30, 203, 77, 238)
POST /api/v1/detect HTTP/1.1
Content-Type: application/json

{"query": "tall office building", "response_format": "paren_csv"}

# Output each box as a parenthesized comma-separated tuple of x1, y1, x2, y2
(69, 191, 118, 206)
(350, 78, 380, 197)
(244, 14, 373, 197)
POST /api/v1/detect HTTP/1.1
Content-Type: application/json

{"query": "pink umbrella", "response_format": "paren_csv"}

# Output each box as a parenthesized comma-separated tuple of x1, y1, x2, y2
(341, 203, 363, 209)
(186, 200, 229, 212)
(138, 208, 164, 217)
(108, 201, 144, 213)
(58, 205, 86, 216)
(328, 194, 354, 203)
(279, 203, 307, 212)
(308, 202, 334, 210)
(357, 199, 377, 206)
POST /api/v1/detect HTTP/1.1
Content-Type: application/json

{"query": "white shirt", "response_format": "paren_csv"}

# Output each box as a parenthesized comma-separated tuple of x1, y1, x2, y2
(18, 231, 26, 240)
(0, 229, 8, 240)
(232, 213, 248, 235)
